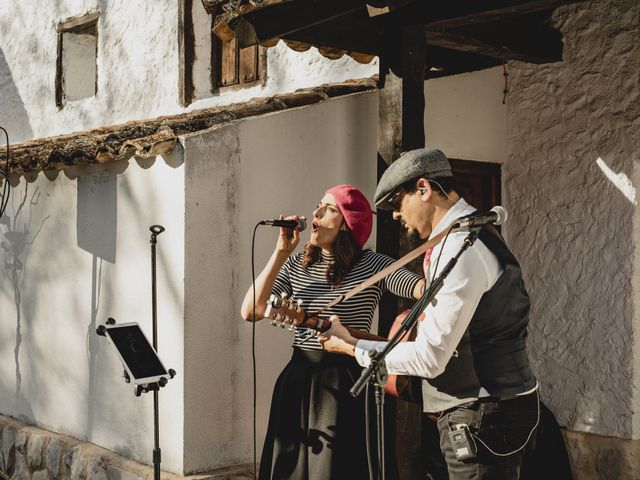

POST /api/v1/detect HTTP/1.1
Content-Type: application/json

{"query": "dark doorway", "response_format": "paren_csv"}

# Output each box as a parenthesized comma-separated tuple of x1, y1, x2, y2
(450, 159, 501, 212)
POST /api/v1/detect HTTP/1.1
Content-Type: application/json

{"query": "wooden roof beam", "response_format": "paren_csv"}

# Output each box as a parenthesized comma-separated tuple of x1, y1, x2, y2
(376, 0, 587, 30)
(422, 47, 502, 77)
(427, 20, 563, 63)
(282, 12, 381, 56)
(228, 0, 367, 48)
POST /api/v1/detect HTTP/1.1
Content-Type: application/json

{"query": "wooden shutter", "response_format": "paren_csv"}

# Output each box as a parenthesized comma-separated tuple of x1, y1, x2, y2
(212, 27, 263, 89)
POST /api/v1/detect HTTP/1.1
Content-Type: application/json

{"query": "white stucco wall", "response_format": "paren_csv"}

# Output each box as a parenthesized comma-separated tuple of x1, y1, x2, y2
(181, 91, 378, 473)
(0, 0, 377, 144)
(0, 158, 186, 472)
(424, 66, 507, 164)
(505, 0, 640, 439)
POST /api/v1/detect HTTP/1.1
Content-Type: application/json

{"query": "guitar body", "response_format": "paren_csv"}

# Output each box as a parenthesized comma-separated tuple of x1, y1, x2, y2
(383, 309, 423, 405)
(265, 295, 424, 404)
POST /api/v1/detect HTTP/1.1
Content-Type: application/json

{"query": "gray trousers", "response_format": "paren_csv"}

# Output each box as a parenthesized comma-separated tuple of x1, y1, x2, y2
(435, 392, 539, 480)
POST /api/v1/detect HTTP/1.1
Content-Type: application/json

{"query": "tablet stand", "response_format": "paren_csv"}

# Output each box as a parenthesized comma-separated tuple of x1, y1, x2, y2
(96, 224, 176, 480)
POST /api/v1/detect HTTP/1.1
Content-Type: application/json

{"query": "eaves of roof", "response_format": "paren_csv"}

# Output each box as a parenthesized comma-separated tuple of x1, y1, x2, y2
(0, 77, 377, 183)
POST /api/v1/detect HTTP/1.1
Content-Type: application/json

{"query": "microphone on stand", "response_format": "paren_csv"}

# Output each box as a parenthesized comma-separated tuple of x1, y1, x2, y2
(453, 206, 508, 229)
(259, 217, 307, 231)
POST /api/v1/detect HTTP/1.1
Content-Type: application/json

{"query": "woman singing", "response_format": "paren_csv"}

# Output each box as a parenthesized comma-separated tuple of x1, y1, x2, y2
(241, 184, 424, 479)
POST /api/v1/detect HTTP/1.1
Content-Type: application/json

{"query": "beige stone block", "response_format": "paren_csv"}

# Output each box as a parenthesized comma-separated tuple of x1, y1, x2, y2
(45, 438, 62, 477)
(565, 430, 640, 479)
(27, 433, 46, 470)
(32, 470, 50, 480)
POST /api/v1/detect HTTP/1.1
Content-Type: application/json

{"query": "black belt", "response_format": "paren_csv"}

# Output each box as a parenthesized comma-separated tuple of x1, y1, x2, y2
(424, 390, 537, 421)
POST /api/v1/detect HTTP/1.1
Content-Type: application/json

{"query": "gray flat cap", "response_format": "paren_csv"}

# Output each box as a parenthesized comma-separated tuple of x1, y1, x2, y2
(374, 148, 452, 209)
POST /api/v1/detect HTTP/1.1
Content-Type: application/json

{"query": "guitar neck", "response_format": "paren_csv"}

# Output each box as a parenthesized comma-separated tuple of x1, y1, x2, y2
(345, 326, 385, 342)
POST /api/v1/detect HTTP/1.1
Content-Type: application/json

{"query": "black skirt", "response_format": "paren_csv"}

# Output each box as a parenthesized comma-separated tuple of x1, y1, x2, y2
(259, 348, 370, 480)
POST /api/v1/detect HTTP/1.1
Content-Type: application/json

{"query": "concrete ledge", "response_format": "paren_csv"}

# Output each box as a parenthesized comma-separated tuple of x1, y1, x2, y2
(565, 430, 640, 480)
(0, 415, 252, 480)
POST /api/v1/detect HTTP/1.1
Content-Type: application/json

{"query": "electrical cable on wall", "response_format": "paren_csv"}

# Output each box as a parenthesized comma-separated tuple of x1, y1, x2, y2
(0, 127, 12, 220)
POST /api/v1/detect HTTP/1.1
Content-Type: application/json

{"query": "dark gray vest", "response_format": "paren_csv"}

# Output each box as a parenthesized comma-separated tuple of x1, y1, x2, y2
(422, 228, 536, 413)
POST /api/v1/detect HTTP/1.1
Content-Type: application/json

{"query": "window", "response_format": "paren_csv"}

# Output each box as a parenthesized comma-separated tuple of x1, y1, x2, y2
(180, 1, 265, 106)
(56, 12, 99, 107)
(211, 27, 264, 89)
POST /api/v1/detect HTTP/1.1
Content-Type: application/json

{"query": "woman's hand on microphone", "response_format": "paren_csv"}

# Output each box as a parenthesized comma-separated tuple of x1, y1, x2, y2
(276, 214, 306, 255)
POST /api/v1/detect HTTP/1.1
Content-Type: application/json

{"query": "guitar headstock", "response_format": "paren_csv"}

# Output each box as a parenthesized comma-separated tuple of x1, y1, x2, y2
(265, 294, 305, 331)
(264, 294, 332, 332)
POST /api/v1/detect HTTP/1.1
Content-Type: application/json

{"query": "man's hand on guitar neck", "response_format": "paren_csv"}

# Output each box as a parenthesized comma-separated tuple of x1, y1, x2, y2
(318, 315, 358, 356)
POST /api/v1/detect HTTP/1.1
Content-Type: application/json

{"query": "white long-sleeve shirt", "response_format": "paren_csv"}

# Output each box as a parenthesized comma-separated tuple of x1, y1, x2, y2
(355, 199, 503, 379)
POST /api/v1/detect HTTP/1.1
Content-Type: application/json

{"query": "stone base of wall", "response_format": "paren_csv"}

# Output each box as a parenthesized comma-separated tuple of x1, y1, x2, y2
(564, 430, 640, 480)
(7, 414, 639, 480)
(0, 416, 252, 480)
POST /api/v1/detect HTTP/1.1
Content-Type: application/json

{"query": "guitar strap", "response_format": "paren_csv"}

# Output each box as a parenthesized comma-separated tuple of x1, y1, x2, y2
(311, 223, 504, 317)
(311, 226, 452, 317)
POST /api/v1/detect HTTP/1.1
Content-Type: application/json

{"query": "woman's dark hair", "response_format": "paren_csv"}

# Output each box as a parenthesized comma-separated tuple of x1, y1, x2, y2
(302, 229, 363, 287)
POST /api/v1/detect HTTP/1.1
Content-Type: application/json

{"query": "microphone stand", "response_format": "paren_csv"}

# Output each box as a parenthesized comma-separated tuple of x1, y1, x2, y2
(150, 225, 165, 480)
(350, 227, 481, 480)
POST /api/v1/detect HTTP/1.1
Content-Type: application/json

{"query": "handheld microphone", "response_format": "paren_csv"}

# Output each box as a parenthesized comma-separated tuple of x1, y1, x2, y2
(453, 206, 507, 229)
(259, 218, 307, 231)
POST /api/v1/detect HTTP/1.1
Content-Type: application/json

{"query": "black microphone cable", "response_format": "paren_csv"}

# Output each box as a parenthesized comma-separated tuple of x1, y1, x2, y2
(365, 382, 374, 480)
(251, 222, 260, 480)
(0, 127, 12, 219)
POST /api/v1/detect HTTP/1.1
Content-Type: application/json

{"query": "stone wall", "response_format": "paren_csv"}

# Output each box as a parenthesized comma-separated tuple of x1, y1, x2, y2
(565, 431, 640, 480)
(505, 0, 640, 441)
(0, 416, 252, 480)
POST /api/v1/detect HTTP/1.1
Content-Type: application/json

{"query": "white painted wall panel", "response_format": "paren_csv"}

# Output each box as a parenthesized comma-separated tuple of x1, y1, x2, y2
(182, 91, 378, 472)
(424, 67, 507, 164)
(0, 159, 186, 472)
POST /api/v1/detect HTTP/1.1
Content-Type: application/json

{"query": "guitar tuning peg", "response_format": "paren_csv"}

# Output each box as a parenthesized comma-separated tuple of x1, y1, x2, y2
(270, 320, 278, 326)
(279, 323, 287, 329)
(288, 325, 295, 332)
(296, 299, 303, 311)
(280, 292, 289, 299)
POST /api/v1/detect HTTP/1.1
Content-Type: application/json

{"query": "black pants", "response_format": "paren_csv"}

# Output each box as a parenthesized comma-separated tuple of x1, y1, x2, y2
(436, 392, 539, 480)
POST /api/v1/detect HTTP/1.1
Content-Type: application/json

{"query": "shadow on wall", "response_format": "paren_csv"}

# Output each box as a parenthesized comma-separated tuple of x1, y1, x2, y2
(77, 172, 117, 263)
(0, 184, 49, 416)
(76, 171, 117, 439)
(0, 48, 33, 142)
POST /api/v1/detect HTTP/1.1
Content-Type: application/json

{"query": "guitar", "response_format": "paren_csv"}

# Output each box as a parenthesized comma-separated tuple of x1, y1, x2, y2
(265, 294, 423, 403)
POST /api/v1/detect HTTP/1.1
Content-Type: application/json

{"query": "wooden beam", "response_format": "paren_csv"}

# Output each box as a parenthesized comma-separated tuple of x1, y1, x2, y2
(375, 0, 587, 30)
(428, 47, 501, 71)
(402, 26, 425, 150)
(283, 11, 381, 56)
(229, 0, 367, 48)
(179, 0, 195, 107)
(427, 20, 563, 63)
(427, 0, 586, 29)
(57, 10, 100, 33)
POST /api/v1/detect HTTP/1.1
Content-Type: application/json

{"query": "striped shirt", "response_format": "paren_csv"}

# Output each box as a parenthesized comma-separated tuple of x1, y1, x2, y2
(272, 249, 423, 350)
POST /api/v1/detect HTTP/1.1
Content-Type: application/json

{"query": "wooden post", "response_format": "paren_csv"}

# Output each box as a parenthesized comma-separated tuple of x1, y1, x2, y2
(376, 25, 426, 480)
(179, 0, 195, 107)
